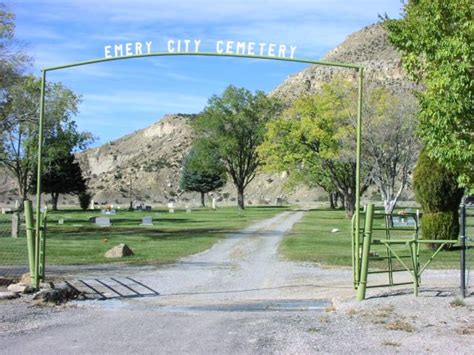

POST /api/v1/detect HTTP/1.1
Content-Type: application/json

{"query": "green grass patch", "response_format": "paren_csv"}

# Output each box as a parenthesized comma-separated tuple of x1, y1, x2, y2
(0, 206, 287, 266)
(281, 209, 473, 269)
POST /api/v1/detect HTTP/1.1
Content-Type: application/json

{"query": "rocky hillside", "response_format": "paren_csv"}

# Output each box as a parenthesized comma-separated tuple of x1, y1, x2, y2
(76, 114, 195, 205)
(272, 23, 417, 101)
(0, 23, 416, 208)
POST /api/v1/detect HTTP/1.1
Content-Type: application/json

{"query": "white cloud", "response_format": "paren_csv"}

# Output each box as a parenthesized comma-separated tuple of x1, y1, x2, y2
(82, 90, 207, 114)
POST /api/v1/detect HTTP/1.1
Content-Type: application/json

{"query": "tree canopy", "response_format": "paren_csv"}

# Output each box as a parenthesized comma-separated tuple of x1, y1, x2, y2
(384, 0, 473, 186)
(0, 75, 92, 204)
(179, 140, 227, 207)
(259, 77, 418, 216)
(193, 85, 282, 209)
(32, 153, 87, 210)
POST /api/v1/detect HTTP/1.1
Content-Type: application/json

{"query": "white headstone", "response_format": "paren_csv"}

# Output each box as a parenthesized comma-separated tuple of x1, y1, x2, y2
(14, 200, 19, 210)
(95, 217, 111, 227)
(90, 199, 95, 210)
(168, 202, 174, 213)
(11, 213, 19, 238)
(185, 205, 191, 214)
(58, 219, 64, 225)
(141, 216, 153, 226)
(1, 207, 12, 214)
(212, 198, 216, 210)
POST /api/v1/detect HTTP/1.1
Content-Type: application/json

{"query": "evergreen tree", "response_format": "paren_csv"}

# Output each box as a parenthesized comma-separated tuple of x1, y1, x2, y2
(180, 141, 227, 207)
(32, 153, 87, 210)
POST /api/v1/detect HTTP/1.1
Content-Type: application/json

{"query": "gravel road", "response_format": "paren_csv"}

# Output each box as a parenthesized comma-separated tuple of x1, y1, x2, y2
(1, 211, 473, 354)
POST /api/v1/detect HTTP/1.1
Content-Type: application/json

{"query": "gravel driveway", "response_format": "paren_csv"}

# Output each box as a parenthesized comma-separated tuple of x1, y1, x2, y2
(1, 211, 473, 354)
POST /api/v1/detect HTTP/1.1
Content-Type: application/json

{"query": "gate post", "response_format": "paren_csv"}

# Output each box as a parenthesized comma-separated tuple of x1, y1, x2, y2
(460, 200, 466, 298)
(24, 200, 35, 283)
(357, 203, 374, 301)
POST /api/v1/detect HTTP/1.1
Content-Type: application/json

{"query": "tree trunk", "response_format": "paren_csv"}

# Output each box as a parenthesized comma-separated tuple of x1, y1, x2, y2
(200, 192, 206, 207)
(338, 193, 345, 210)
(237, 187, 245, 210)
(343, 192, 356, 218)
(329, 193, 335, 209)
(51, 192, 59, 211)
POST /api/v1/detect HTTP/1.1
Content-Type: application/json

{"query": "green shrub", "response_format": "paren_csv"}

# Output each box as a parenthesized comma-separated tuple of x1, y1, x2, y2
(413, 150, 464, 213)
(413, 150, 464, 247)
(421, 211, 459, 246)
(78, 191, 92, 211)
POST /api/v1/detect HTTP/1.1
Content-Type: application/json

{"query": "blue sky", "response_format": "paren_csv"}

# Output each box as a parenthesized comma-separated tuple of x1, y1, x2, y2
(10, 0, 402, 146)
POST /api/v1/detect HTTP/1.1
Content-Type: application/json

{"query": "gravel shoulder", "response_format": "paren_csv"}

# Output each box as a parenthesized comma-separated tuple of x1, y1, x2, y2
(1, 211, 473, 354)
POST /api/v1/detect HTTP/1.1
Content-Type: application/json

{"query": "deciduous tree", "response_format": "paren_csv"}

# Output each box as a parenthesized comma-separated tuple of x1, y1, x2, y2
(384, 0, 473, 186)
(193, 85, 282, 209)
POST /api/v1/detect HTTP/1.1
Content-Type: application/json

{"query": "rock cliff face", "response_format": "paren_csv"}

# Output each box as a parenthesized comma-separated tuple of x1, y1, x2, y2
(76, 114, 195, 205)
(272, 24, 416, 102)
(0, 23, 415, 207)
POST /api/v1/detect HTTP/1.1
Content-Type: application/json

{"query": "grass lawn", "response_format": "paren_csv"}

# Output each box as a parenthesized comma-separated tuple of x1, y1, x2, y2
(0, 206, 287, 266)
(281, 208, 474, 269)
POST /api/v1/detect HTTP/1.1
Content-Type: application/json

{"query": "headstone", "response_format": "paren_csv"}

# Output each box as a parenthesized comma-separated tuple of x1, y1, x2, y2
(331, 228, 340, 233)
(89, 199, 95, 210)
(275, 197, 283, 207)
(392, 216, 416, 227)
(11, 213, 19, 238)
(95, 217, 111, 227)
(186, 205, 191, 214)
(104, 243, 134, 258)
(58, 218, 64, 225)
(212, 198, 216, 210)
(168, 202, 174, 213)
(145, 205, 152, 211)
(14, 200, 19, 210)
(141, 216, 153, 226)
(1, 207, 12, 214)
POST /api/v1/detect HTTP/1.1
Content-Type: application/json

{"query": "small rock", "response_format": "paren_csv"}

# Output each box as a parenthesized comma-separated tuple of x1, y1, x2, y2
(331, 228, 340, 233)
(104, 243, 134, 258)
(0, 291, 19, 300)
(39, 282, 55, 290)
(7, 283, 34, 294)
(20, 272, 31, 285)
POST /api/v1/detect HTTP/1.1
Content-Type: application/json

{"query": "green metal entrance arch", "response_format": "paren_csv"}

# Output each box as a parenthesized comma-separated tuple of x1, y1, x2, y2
(32, 52, 365, 293)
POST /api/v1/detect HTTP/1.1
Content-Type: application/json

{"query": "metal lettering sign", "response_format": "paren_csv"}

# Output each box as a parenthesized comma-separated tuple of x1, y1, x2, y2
(104, 39, 297, 59)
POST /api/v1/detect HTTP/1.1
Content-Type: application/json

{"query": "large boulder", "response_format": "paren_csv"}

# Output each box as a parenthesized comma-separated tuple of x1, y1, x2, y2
(104, 243, 134, 258)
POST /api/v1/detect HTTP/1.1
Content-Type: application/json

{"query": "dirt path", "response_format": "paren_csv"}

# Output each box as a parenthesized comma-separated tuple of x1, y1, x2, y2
(1, 211, 473, 354)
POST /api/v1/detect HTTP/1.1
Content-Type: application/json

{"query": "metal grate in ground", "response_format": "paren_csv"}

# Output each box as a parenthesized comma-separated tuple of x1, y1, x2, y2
(65, 277, 159, 300)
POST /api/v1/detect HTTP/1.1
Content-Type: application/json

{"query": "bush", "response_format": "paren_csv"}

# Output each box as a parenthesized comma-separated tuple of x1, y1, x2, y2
(413, 150, 464, 247)
(421, 211, 459, 247)
(78, 191, 92, 211)
(413, 150, 464, 213)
